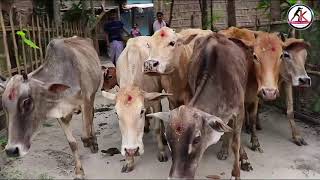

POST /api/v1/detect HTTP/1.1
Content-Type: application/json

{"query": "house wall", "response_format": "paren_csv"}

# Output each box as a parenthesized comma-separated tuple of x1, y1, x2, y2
(153, 0, 270, 31)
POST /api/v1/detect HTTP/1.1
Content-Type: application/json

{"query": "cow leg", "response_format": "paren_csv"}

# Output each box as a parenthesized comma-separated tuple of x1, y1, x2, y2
(231, 118, 241, 180)
(121, 156, 134, 173)
(153, 102, 168, 162)
(240, 145, 253, 171)
(81, 97, 99, 153)
(244, 105, 252, 134)
(249, 99, 263, 153)
(58, 115, 84, 179)
(217, 132, 231, 160)
(285, 83, 307, 146)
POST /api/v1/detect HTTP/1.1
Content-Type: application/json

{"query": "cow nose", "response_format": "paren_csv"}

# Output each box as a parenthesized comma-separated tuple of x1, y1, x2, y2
(125, 147, 140, 157)
(260, 88, 278, 101)
(144, 60, 159, 73)
(5, 147, 20, 157)
(298, 77, 311, 87)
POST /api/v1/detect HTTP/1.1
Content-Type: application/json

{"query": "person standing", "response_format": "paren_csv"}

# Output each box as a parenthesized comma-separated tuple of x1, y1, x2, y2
(153, 12, 167, 33)
(104, 11, 124, 66)
(130, 23, 142, 37)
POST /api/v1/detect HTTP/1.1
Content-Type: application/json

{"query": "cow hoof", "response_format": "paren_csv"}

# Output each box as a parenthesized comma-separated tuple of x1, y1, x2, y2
(90, 143, 99, 153)
(74, 175, 85, 180)
(81, 137, 90, 147)
(217, 150, 229, 160)
(157, 151, 168, 162)
(74, 167, 85, 180)
(250, 136, 263, 153)
(144, 127, 150, 134)
(293, 136, 308, 146)
(241, 160, 253, 171)
(121, 163, 134, 173)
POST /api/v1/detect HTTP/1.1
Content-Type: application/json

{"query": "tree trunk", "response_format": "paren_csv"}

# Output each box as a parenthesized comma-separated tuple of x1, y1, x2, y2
(168, 0, 174, 26)
(200, 0, 208, 29)
(270, 0, 281, 21)
(227, 0, 236, 27)
(53, 0, 61, 26)
(210, 0, 213, 30)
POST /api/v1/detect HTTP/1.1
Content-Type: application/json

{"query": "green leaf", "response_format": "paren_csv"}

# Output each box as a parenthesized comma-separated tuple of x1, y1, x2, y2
(23, 39, 39, 49)
(16, 30, 26, 38)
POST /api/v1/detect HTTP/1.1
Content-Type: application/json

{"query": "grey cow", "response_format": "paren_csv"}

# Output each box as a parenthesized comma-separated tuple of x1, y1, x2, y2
(0, 37, 101, 179)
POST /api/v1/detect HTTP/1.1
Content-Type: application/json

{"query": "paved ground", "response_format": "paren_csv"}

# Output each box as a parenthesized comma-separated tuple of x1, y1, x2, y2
(1, 90, 320, 179)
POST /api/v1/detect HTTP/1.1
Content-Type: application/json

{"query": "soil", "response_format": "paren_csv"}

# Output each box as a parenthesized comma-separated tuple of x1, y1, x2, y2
(1, 91, 320, 179)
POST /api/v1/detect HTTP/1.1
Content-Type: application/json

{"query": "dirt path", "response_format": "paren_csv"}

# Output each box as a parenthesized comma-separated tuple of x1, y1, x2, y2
(1, 91, 320, 179)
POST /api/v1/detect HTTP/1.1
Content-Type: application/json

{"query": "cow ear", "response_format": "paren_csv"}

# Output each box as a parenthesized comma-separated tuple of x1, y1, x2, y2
(47, 83, 70, 94)
(101, 90, 116, 102)
(177, 33, 198, 45)
(146, 111, 171, 122)
(144, 92, 172, 101)
(283, 38, 310, 50)
(204, 115, 232, 133)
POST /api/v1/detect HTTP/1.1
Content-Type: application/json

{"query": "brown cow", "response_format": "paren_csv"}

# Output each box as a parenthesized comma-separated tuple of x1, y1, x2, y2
(143, 27, 212, 109)
(148, 33, 251, 179)
(252, 38, 311, 146)
(101, 66, 118, 91)
(0, 37, 101, 179)
(218, 27, 310, 153)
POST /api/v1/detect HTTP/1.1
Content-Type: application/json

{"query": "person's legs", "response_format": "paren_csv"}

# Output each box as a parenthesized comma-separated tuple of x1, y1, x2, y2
(110, 41, 116, 65)
(114, 40, 124, 65)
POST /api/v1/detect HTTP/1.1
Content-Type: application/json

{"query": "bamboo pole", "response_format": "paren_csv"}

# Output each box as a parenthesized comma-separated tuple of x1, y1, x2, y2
(46, 14, 51, 41)
(66, 22, 69, 37)
(55, 21, 59, 37)
(26, 25, 34, 71)
(32, 15, 39, 68)
(19, 14, 27, 73)
(0, 3, 12, 76)
(42, 16, 47, 48)
(9, 8, 21, 74)
(307, 70, 320, 76)
(36, 16, 43, 63)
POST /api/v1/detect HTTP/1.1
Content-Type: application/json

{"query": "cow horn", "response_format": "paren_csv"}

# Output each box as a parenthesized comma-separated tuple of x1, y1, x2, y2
(21, 70, 28, 81)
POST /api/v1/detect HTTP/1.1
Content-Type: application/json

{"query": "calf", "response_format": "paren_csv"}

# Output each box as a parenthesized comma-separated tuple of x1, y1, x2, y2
(101, 66, 117, 91)
(0, 37, 101, 179)
(102, 36, 170, 172)
(148, 33, 250, 179)
(144, 27, 212, 108)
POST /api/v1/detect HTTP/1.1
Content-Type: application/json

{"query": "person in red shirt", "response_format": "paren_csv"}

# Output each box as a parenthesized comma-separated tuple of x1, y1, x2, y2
(130, 23, 142, 37)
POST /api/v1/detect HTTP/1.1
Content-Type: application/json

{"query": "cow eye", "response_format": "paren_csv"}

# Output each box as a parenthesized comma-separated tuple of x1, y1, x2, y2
(168, 41, 175, 47)
(282, 51, 290, 59)
(253, 53, 260, 63)
(140, 109, 146, 116)
(192, 135, 201, 145)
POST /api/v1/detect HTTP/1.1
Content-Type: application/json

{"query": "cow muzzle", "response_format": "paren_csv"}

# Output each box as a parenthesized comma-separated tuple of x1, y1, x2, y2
(125, 147, 140, 157)
(297, 76, 311, 87)
(5, 144, 29, 157)
(144, 60, 160, 74)
(259, 88, 279, 101)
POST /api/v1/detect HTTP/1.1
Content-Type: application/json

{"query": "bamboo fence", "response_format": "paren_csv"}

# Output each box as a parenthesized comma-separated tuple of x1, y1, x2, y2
(0, 11, 85, 77)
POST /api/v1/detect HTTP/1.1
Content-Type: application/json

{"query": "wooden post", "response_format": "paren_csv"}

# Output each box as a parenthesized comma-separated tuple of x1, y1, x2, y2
(46, 14, 51, 41)
(0, 3, 12, 76)
(9, 8, 21, 74)
(19, 14, 27, 73)
(32, 15, 39, 68)
(66, 22, 69, 37)
(36, 16, 43, 64)
(42, 16, 47, 48)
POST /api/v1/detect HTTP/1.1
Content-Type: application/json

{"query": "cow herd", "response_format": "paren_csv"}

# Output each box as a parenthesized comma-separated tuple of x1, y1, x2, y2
(0, 26, 311, 179)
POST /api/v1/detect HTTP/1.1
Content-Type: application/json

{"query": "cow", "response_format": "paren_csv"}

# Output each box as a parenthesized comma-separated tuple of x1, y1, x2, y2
(101, 36, 171, 173)
(101, 66, 117, 91)
(143, 27, 212, 109)
(147, 33, 251, 179)
(0, 37, 101, 179)
(218, 27, 310, 153)
(253, 38, 311, 146)
(218, 27, 288, 153)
